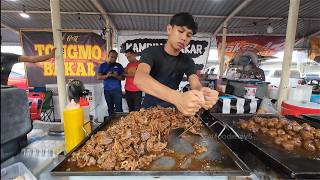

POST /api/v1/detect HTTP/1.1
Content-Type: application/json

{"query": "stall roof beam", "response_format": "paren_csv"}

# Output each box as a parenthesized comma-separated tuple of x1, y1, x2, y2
(107, 13, 320, 21)
(2, 10, 320, 21)
(109, 13, 320, 21)
(216, 33, 286, 36)
(213, 0, 253, 36)
(306, 29, 320, 37)
(1, 22, 19, 34)
(1, 10, 101, 15)
(89, 0, 116, 31)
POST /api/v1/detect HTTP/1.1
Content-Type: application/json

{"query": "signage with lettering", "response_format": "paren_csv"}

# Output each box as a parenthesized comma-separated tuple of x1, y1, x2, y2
(21, 31, 107, 86)
(216, 36, 286, 59)
(117, 34, 211, 65)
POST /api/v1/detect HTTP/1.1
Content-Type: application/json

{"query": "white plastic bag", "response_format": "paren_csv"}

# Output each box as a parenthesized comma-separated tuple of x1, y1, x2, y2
(257, 97, 277, 114)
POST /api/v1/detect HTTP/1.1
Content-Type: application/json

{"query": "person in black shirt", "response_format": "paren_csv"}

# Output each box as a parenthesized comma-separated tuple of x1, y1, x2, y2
(134, 13, 219, 116)
(1, 48, 56, 85)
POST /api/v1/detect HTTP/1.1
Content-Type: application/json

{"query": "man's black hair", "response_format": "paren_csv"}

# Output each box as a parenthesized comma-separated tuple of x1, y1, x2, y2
(109, 50, 118, 55)
(125, 48, 135, 54)
(169, 12, 198, 35)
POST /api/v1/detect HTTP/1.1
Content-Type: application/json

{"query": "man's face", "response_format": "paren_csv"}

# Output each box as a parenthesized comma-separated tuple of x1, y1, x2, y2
(125, 52, 136, 63)
(108, 52, 118, 63)
(167, 25, 193, 51)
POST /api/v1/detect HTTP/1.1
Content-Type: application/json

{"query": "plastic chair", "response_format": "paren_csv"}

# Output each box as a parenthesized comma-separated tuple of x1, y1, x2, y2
(41, 90, 55, 122)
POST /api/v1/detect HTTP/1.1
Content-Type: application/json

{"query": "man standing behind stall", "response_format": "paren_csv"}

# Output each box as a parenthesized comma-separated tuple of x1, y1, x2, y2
(97, 50, 125, 117)
(124, 48, 142, 112)
(134, 12, 219, 116)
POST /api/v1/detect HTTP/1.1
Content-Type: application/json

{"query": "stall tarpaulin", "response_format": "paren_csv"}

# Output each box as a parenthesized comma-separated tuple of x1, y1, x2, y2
(216, 36, 286, 60)
(117, 34, 211, 67)
(308, 35, 320, 63)
(21, 31, 107, 87)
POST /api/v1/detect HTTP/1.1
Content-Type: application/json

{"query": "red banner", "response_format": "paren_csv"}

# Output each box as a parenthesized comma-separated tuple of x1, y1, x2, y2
(21, 31, 107, 87)
(216, 36, 286, 59)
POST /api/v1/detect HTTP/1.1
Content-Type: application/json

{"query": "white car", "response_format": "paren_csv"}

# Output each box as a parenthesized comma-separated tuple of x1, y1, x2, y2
(264, 69, 304, 87)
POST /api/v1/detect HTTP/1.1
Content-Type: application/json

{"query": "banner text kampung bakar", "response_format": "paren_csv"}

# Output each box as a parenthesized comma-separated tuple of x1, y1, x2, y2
(125, 43, 204, 54)
(34, 44, 103, 60)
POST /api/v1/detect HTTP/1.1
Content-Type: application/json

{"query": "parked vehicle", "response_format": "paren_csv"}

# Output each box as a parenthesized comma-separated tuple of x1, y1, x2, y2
(263, 69, 304, 87)
(304, 73, 320, 82)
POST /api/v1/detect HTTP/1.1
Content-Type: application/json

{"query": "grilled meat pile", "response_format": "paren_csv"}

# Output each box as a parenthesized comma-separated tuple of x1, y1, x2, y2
(237, 117, 320, 152)
(69, 106, 205, 170)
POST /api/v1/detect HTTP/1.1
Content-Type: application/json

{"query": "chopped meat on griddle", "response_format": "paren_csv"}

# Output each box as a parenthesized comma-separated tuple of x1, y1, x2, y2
(193, 144, 208, 155)
(69, 106, 204, 170)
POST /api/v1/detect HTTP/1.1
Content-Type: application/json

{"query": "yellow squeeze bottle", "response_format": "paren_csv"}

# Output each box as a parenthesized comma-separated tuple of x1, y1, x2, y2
(63, 99, 85, 153)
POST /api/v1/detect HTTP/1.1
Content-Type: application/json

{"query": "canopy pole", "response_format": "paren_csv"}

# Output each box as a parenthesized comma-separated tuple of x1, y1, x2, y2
(105, 19, 112, 53)
(50, 0, 67, 122)
(219, 22, 227, 77)
(277, 0, 300, 111)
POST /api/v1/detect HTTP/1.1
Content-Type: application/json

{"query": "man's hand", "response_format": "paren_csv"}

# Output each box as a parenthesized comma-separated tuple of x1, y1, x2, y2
(49, 48, 56, 59)
(47, 48, 56, 63)
(174, 90, 205, 116)
(200, 87, 219, 110)
(105, 72, 112, 79)
(111, 71, 118, 76)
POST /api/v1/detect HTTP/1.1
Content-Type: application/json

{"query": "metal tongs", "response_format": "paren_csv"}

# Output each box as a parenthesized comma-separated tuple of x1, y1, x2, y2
(171, 109, 206, 137)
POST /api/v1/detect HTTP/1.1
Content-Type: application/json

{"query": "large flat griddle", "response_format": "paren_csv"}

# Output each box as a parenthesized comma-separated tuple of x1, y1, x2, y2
(51, 114, 250, 176)
(211, 113, 320, 179)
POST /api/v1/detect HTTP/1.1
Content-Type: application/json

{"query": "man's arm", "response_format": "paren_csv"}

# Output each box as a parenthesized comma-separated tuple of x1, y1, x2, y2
(19, 48, 56, 63)
(134, 63, 181, 104)
(123, 67, 128, 77)
(111, 65, 125, 80)
(110, 71, 125, 80)
(125, 71, 135, 77)
(97, 72, 111, 80)
(134, 63, 204, 116)
(97, 71, 124, 81)
(188, 74, 202, 90)
(123, 66, 135, 77)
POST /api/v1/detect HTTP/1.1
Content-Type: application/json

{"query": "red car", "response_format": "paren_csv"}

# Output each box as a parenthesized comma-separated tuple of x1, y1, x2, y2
(7, 71, 28, 90)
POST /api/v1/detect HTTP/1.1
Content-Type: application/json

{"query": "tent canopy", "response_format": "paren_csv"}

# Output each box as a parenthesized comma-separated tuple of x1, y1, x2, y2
(1, 0, 319, 47)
